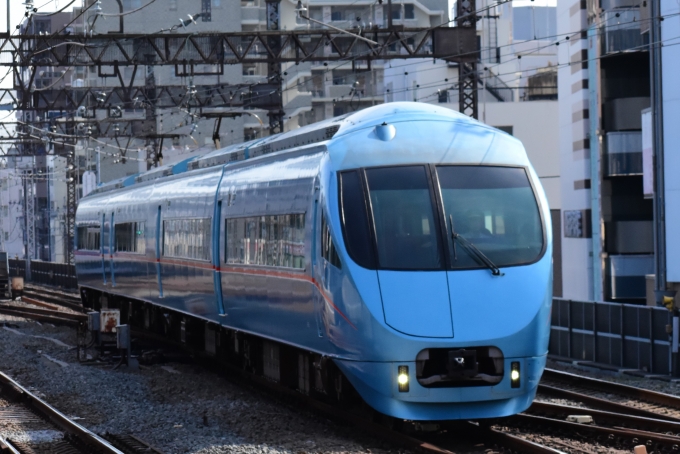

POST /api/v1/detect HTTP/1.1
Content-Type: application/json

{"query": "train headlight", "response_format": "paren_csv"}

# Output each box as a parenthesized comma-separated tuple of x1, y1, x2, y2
(510, 361, 520, 388)
(397, 365, 409, 392)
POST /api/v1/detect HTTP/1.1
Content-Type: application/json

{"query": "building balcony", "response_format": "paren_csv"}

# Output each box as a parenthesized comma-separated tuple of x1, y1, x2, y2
(606, 254, 654, 300)
(328, 84, 354, 98)
(284, 92, 313, 113)
(602, 9, 648, 55)
(241, 6, 265, 24)
(605, 220, 653, 254)
(604, 131, 642, 176)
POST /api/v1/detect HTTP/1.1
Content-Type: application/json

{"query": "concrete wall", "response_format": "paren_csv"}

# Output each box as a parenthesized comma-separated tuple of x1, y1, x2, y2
(556, 0, 592, 301)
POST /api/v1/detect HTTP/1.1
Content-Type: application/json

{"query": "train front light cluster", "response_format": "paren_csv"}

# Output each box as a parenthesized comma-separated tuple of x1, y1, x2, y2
(397, 365, 409, 392)
(510, 361, 520, 388)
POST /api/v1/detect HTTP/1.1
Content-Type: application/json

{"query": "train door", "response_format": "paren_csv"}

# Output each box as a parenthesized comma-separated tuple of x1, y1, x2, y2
(109, 212, 115, 287)
(100, 213, 106, 284)
(213, 200, 225, 315)
(155, 205, 163, 298)
(311, 188, 324, 337)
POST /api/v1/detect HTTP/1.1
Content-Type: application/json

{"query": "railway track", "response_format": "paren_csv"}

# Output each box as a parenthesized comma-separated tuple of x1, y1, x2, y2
(539, 367, 680, 419)
(491, 366, 680, 452)
(0, 285, 86, 326)
(132, 328, 563, 454)
(7, 287, 673, 452)
(21, 286, 83, 313)
(0, 371, 160, 454)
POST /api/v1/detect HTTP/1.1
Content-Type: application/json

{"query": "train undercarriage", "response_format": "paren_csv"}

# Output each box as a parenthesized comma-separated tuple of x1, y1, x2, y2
(79, 287, 374, 419)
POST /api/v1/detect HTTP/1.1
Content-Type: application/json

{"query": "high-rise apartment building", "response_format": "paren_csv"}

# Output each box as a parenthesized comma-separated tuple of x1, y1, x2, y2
(557, 0, 680, 306)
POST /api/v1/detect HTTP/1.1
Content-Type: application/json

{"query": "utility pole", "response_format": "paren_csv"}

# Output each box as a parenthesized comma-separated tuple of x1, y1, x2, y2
(266, 0, 284, 134)
(650, 0, 666, 295)
(457, 0, 478, 119)
(145, 54, 159, 169)
(65, 149, 76, 265)
(23, 163, 35, 280)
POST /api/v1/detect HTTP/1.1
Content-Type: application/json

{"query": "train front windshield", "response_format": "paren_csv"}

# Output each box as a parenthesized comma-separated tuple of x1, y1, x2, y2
(339, 165, 544, 271)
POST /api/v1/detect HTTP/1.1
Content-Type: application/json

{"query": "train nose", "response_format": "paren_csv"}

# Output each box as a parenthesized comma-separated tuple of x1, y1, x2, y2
(377, 270, 454, 338)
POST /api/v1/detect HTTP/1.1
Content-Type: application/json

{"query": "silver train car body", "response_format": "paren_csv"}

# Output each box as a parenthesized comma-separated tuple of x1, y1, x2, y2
(76, 102, 553, 421)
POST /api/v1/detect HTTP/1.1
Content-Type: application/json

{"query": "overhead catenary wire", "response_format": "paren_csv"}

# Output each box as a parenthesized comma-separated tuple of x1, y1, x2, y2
(97, 9, 657, 119)
(5, 3, 674, 157)
(11, 4, 663, 114)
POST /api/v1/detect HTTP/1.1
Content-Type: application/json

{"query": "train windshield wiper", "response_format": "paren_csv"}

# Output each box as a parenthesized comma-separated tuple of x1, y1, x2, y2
(448, 215, 504, 277)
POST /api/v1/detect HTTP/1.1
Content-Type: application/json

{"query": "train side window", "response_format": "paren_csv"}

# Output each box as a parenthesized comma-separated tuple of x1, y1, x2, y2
(339, 170, 376, 269)
(163, 218, 211, 261)
(321, 213, 341, 269)
(76, 225, 101, 251)
(225, 213, 306, 269)
(114, 222, 145, 253)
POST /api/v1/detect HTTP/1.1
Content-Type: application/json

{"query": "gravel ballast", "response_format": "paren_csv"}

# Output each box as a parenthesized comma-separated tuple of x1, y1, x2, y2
(0, 316, 408, 454)
(5, 310, 680, 453)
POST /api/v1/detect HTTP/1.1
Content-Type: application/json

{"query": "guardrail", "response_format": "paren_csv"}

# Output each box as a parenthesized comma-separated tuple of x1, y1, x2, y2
(550, 297, 673, 375)
(8, 259, 77, 290)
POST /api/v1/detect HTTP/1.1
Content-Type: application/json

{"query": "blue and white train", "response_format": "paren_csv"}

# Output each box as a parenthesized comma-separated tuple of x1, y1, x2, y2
(75, 102, 552, 421)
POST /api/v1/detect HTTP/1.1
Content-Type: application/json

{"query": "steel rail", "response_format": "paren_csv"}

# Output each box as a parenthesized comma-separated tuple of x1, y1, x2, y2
(0, 304, 86, 321)
(24, 285, 81, 301)
(13, 297, 62, 311)
(510, 413, 680, 450)
(0, 437, 22, 454)
(529, 401, 680, 433)
(0, 306, 81, 326)
(538, 383, 680, 422)
(462, 423, 566, 454)
(21, 290, 85, 313)
(544, 368, 680, 409)
(0, 371, 125, 454)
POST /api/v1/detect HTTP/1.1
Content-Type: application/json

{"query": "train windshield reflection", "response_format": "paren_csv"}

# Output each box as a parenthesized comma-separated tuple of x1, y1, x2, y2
(365, 166, 443, 270)
(339, 165, 543, 271)
(437, 166, 543, 269)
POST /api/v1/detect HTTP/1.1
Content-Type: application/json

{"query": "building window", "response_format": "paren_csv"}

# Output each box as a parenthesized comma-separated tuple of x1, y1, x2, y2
(76, 225, 101, 251)
(331, 7, 343, 21)
(202, 0, 212, 21)
(438, 89, 449, 103)
(213, 0, 221, 7)
(225, 214, 306, 269)
(391, 5, 401, 20)
(163, 218, 211, 261)
(35, 20, 51, 34)
(114, 222, 146, 254)
(404, 4, 415, 19)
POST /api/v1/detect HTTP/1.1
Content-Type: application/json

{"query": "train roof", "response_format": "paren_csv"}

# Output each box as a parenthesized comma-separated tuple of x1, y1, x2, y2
(88, 102, 514, 196)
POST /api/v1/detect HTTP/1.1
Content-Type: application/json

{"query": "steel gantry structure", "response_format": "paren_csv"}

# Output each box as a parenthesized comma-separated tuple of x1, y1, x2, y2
(1, 0, 479, 264)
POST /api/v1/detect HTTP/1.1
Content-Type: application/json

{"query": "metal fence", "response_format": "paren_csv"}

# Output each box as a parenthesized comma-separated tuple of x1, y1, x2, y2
(550, 297, 673, 375)
(8, 259, 77, 290)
